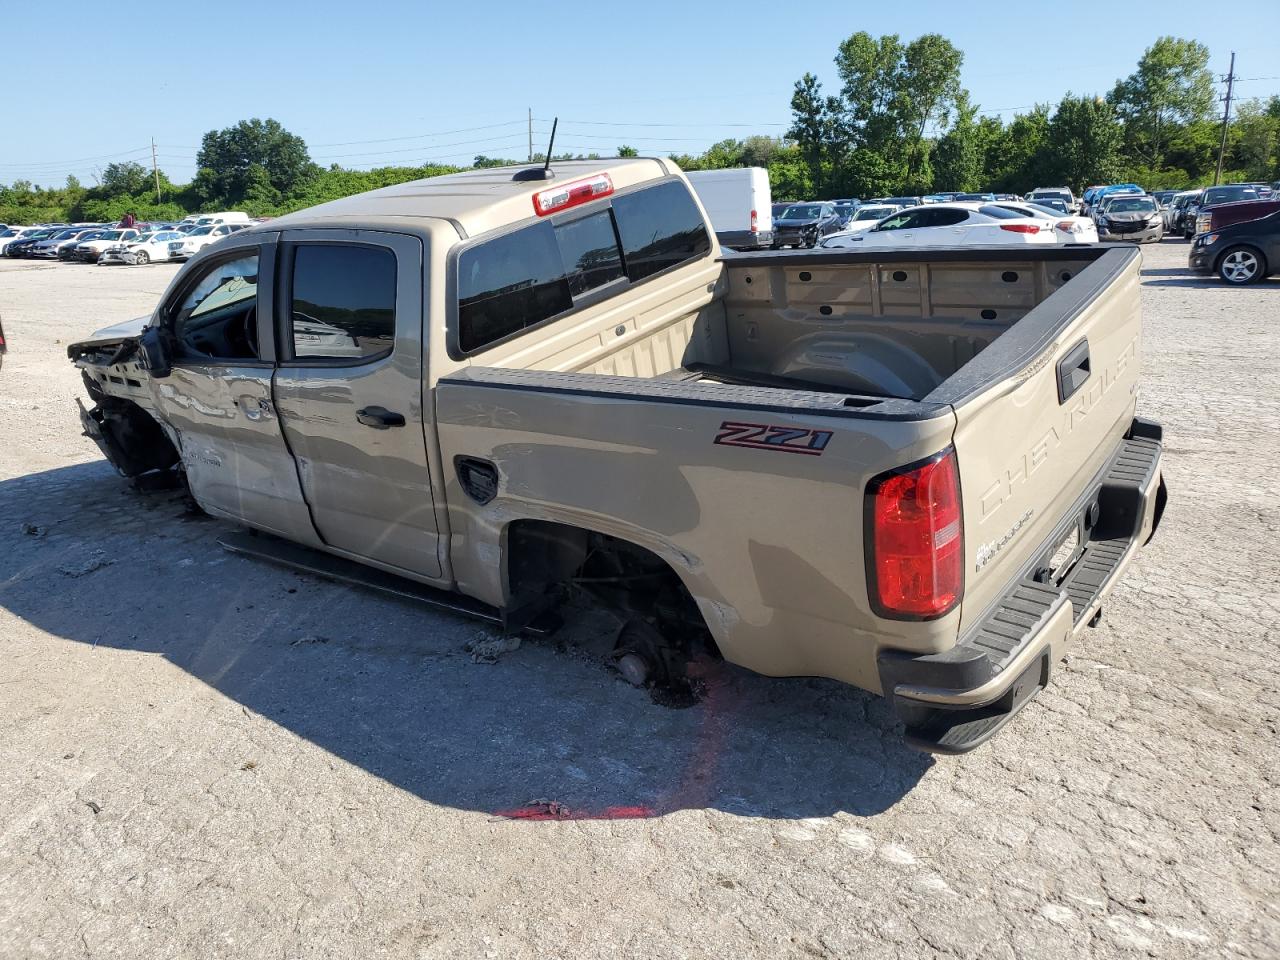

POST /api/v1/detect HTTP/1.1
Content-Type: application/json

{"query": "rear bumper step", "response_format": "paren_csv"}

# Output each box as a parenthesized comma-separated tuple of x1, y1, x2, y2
(879, 418, 1166, 754)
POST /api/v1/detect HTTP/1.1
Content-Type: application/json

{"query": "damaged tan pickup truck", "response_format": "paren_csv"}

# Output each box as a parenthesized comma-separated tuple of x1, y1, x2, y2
(68, 158, 1166, 752)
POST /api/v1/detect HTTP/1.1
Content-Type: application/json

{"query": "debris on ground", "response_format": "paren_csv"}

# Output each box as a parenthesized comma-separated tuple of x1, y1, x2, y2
(465, 632, 521, 664)
(21, 523, 44, 537)
(289, 635, 330, 646)
(58, 549, 112, 577)
(490, 800, 655, 822)
(84, 801, 101, 815)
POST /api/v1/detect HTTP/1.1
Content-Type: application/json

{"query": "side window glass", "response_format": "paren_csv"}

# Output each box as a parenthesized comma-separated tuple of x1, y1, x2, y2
(457, 221, 572, 354)
(611, 180, 711, 282)
(172, 252, 260, 360)
(876, 212, 917, 231)
(289, 244, 397, 361)
(932, 209, 970, 226)
(554, 211, 624, 297)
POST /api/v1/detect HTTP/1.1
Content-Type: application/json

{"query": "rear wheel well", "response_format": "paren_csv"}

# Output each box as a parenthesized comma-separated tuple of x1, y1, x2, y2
(503, 520, 718, 679)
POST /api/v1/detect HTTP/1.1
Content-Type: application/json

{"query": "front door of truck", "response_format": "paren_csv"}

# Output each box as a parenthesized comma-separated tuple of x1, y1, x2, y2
(148, 233, 320, 543)
(271, 229, 442, 579)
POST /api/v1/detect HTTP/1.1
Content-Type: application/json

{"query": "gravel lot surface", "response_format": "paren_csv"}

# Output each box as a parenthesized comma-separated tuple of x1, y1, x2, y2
(0, 243, 1276, 959)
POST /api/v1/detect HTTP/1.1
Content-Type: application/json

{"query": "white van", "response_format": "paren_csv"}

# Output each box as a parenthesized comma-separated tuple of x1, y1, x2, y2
(685, 167, 772, 251)
(193, 211, 251, 227)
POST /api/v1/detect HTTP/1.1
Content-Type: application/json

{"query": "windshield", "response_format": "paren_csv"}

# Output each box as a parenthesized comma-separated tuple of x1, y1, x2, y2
(1032, 191, 1070, 201)
(781, 204, 823, 219)
(1108, 198, 1157, 214)
(190, 226, 215, 236)
(855, 207, 894, 220)
(99, 230, 126, 241)
(1202, 186, 1258, 205)
(1026, 202, 1066, 216)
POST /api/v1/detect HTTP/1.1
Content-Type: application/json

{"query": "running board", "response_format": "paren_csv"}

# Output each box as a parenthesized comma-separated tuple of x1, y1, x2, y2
(217, 531, 547, 633)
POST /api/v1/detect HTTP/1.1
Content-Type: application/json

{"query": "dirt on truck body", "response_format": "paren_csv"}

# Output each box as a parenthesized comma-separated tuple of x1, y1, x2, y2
(67, 158, 1166, 753)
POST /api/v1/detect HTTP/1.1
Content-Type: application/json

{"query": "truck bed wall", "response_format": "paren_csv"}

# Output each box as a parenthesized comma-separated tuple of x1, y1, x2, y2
(720, 251, 1101, 399)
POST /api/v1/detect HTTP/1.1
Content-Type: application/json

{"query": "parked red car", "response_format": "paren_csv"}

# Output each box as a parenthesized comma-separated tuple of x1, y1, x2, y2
(1195, 198, 1280, 237)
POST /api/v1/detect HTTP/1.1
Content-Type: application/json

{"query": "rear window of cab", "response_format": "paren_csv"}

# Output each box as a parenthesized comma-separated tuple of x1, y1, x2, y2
(455, 178, 711, 356)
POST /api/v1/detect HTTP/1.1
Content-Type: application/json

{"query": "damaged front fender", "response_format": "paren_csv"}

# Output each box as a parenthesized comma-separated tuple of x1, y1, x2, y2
(78, 385, 180, 479)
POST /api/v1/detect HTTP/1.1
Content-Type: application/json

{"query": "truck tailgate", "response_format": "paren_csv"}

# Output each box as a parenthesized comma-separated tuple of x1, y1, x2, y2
(937, 246, 1144, 632)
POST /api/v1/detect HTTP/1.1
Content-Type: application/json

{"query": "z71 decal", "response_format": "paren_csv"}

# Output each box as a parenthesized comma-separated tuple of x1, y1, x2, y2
(714, 421, 833, 456)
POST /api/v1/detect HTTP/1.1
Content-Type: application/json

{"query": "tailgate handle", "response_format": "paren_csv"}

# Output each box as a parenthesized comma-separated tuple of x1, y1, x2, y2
(1056, 338, 1091, 404)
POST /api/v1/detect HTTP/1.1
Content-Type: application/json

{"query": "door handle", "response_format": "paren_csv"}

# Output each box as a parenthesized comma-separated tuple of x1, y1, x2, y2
(356, 406, 406, 429)
(1056, 338, 1091, 404)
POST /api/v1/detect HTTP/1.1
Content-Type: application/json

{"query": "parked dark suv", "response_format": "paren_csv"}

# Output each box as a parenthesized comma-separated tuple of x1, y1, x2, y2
(1189, 209, 1280, 284)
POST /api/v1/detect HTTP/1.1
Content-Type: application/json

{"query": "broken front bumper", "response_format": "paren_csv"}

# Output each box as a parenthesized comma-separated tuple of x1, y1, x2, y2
(878, 418, 1167, 754)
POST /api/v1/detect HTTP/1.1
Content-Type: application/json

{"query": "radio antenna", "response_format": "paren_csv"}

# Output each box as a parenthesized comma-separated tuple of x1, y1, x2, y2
(542, 118, 558, 173)
(513, 117, 559, 181)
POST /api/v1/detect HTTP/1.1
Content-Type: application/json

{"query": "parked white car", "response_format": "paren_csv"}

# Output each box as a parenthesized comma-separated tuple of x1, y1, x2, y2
(72, 229, 141, 262)
(836, 203, 904, 234)
(168, 223, 250, 260)
(989, 201, 1098, 243)
(821, 203, 1057, 248)
(98, 230, 187, 265)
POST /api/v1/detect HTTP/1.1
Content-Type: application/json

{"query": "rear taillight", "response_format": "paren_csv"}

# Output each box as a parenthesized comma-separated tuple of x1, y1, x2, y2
(867, 450, 963, 619)
(1000, 223, 1041, 234)
(1055, 220, 1079, 233)
(750, 209, 758, 233)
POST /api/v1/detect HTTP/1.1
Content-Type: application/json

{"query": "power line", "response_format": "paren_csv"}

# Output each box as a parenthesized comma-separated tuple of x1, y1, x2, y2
(0, 145, 152, 169)
(308, 119, 528, 148)
(534, 116, 787, 128)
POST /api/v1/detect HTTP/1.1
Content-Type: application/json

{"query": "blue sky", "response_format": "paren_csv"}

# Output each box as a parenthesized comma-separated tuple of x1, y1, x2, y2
(5, 0, 1279, 188)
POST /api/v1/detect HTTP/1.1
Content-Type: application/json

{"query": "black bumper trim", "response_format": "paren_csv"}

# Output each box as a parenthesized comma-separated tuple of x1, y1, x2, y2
(878, 419, 1165, 753)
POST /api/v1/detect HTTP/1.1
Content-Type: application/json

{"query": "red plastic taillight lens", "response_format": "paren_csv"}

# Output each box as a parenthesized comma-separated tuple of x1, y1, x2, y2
(532, 173, 614, 217)
(867, 450, 963, 618)
(1000, 223, 1041, 234)
(1055, 220, 1078, 233)
(750, 209, 758, 233)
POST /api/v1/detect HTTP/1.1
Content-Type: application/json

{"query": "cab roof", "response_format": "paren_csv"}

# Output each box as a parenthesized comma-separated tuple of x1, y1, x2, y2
(265, 157, 672, 239)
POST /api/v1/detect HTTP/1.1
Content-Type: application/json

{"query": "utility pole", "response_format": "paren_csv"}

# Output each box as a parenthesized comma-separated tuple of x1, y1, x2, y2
(528, 108, 533, 162)
(1214, 52, 1236, 187)
(151, 138, 162, 202)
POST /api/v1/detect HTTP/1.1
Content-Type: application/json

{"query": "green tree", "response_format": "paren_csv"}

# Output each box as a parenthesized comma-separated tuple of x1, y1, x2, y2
(1109, 37, 1215, 170)
(99, 161, 150, 196)
(766, 144, 813, 200)
(835, 31, 905, 154)
(195, 118, 316, 207)
(985, 106, 1051, 191)
(617, 145, 638, 157)
(740, 135, 780, 168)
(788, 73, 840, 193)
(1231, 97, 1280, 181)
(897, 34, 965, 188)
(932, 93, 983, 191)
(1044, 94, 1124, 190)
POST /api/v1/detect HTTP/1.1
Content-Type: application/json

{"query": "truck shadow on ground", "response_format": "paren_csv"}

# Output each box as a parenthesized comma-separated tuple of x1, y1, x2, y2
(0, 462, 931, 821)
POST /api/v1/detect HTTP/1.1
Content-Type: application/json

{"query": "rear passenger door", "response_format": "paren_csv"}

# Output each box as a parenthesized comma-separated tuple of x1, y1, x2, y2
(271, 229, 442, 579)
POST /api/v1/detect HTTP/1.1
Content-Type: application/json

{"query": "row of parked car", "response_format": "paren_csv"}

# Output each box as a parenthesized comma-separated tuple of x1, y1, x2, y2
(762, 191, 1098, 251)
(0, 212, 256, 265)
(687, 167, 1279, 286)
